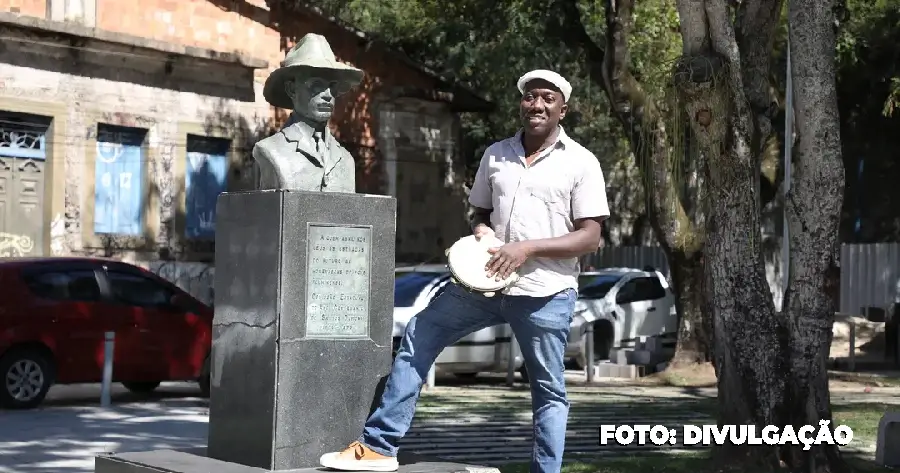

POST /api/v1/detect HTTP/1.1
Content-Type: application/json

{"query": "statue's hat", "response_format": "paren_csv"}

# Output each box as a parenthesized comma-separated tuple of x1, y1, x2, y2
(263, 33, 364, 109)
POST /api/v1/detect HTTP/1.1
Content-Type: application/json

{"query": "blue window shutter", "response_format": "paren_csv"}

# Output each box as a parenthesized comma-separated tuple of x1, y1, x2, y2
(94, 126, 145, 236)
(185, 135, 229, 239)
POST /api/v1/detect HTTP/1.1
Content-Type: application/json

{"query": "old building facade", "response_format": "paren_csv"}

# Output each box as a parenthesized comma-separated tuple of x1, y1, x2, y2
(0, 0, 490, 296)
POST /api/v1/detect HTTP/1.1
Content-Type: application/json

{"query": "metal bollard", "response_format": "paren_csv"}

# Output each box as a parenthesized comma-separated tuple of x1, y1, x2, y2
(506, 333, 518, 387)
(584, 323, 595, 383)
(101, 331, 115, 407)
(426, 363, 435, 389)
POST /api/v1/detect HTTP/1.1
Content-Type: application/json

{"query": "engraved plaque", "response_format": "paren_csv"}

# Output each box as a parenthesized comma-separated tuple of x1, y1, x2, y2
(305, 223, 372, 338)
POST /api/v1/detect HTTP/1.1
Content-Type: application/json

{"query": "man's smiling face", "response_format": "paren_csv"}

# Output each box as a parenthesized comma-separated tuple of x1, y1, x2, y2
(519, 78, 567, 135)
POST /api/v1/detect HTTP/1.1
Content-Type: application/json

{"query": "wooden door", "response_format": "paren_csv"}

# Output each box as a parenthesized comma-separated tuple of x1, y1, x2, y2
(0, 112, 48, 257)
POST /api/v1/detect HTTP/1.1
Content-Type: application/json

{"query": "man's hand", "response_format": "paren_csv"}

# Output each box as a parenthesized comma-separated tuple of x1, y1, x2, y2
(473, 223, 495, 241)
(485, 241, 533, 281)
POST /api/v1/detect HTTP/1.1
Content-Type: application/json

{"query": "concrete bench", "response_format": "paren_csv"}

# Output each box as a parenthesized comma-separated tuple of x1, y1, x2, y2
(876, 412, 900, 467)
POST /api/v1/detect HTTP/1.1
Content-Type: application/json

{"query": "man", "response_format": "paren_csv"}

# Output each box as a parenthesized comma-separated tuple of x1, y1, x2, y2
(253, 33, 362, 192)
(319, 69, 610, 473)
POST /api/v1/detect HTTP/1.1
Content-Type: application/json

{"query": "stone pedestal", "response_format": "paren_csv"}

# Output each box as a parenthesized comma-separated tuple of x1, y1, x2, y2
(94, 189, 500, 473)
(876, 412, 900, 467)
(206, 190, 396, 470)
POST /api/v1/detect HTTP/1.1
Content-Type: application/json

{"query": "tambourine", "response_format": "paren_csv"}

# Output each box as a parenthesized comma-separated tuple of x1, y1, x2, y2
(444, 234, 520, 297)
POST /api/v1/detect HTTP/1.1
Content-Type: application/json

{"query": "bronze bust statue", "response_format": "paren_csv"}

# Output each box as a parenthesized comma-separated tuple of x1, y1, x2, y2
(254, 34, 363, 192)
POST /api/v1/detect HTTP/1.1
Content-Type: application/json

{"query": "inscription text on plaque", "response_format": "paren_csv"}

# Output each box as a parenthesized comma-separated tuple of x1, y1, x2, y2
(305, 223, 372, 338)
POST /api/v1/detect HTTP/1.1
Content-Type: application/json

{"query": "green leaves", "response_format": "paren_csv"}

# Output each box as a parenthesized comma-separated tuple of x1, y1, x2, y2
(300, 0, 679, 170)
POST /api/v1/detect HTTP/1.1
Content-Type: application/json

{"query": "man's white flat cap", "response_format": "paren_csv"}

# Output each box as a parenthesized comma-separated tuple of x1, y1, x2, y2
(517, 69, 572, 102)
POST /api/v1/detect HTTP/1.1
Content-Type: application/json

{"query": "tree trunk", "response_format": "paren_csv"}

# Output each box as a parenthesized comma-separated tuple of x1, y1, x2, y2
(705, 158, 788, 466)
(673, 0, 790, 467)
(781, 0, 848, 470)
(669, 249, 712, 364)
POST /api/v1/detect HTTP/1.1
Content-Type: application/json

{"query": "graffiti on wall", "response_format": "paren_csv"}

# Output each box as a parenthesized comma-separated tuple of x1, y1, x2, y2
(0, 232, 34, 256)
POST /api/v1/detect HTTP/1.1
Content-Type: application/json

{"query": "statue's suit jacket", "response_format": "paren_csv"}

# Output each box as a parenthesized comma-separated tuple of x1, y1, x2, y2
(252, 121, 356, 193)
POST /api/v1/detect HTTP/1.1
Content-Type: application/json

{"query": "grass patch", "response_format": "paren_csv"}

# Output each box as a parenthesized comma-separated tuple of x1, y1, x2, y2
(833, 402, 890, 444)
(647, 363, 718, 388)
(498, 453, 886, 473)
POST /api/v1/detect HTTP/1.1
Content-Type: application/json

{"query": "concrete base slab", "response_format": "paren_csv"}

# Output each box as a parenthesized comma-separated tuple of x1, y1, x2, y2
(94, 449, 500, 473)
(593, 362, 641, 379)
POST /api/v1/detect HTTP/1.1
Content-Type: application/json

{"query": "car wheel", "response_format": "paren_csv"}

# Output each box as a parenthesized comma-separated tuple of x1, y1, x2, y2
(198, 356, 211, 398)
(0, 348, 54, 409)
(122, 381, 161, 393)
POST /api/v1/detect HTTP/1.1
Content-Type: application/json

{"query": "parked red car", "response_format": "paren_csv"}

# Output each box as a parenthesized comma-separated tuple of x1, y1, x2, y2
(0, 257, 213, 409)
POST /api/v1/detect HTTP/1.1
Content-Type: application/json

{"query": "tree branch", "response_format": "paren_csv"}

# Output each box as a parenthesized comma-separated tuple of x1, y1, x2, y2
(677, 0, 710, 55)
(735, 0, 783, 115)
(550, 0, 605, 85)
(551, 0, 696, 253)
(734, 0, 785, 208)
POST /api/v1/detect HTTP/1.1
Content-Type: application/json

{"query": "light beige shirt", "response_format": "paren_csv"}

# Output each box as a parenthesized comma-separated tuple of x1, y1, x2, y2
(468, 127, 610, 297)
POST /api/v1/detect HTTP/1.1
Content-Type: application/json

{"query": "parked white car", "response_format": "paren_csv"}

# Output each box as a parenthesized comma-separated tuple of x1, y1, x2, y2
(566, 268, 678, 368)
(392, 265, 522, 378)
(391, 266, 678, 377)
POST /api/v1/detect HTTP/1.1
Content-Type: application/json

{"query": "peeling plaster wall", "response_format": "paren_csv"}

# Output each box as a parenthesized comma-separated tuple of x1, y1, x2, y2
(378, 98, 470, 263)
(0, 36, 270, 259)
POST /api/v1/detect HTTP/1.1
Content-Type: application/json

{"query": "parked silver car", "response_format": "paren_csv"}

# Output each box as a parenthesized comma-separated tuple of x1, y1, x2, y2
(392, 266, 678, 377)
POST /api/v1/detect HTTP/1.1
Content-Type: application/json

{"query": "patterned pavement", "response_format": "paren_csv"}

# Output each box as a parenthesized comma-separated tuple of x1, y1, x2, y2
(0, 381, 894, 472)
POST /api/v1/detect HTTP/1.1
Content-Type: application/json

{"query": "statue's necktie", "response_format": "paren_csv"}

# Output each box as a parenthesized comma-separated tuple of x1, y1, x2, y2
(314, 131, 324, 153)
(314, 131, 327, 189)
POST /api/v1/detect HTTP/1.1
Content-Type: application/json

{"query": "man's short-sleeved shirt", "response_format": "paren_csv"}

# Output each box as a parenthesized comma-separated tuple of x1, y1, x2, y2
(468, 126, 610, 297)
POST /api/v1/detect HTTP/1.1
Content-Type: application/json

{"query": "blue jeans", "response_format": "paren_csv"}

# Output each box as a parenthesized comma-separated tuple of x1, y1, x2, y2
(359, 283, 576, 473)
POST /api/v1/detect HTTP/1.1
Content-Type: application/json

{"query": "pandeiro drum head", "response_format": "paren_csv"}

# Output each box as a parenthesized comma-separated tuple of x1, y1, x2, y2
(445, 234, 519, 296)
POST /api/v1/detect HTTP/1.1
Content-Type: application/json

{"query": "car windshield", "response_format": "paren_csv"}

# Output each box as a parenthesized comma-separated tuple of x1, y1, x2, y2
(578, 274, 622, 299)
(394, 271, 443, 307)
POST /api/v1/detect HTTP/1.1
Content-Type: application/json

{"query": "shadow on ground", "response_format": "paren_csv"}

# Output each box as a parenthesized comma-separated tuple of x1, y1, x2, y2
(0, 384, 209, 473)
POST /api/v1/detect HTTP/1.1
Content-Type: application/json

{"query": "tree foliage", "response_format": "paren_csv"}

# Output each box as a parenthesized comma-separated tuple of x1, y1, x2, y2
(836, 0, 900, 118)
(304, 0, 682, 169)
(835, 0, 900, 241)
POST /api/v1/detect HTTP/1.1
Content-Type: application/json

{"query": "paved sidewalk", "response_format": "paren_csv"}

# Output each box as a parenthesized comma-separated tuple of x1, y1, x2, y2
(0, 382, 894, 473)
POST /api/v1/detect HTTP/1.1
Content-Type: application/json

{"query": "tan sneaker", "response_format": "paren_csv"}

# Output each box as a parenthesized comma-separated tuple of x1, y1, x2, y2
(319, 441, 399, 472)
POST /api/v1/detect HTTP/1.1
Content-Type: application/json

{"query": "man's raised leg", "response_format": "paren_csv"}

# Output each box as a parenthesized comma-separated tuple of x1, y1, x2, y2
(319, 283, 503, 471)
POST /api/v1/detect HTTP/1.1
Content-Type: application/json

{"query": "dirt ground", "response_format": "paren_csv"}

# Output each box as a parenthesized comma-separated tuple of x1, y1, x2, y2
(637, 362, 900, 390)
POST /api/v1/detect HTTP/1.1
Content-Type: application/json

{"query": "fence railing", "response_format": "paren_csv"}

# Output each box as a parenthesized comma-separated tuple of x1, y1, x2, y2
(581, 243, 900, 316)
(581, 246, 670, 276)
(840, 242, 900, 315)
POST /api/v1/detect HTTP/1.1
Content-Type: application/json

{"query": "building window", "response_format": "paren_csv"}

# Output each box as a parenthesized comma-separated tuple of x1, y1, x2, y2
(185, 134, 229, 239)
(47, 0, 97, 27)
(0, 112, 48, 159)
(94, 124, 145, 236)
